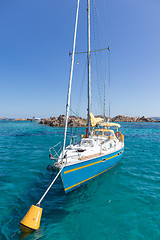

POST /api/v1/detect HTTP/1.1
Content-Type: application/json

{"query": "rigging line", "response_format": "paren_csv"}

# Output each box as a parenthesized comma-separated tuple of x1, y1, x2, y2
(104, 48, 111, 119)
(69, 108, 87, 124)
(91, 0, 103, 115)
(104, 52, 107, 118)
(94, 0, 107, 116)
(93, 0, 109, 46)
(90, 0, 98, 115)
(108, 47, 111, 118)
(76, 57, 87, 116)
(103, 0, 109, 44)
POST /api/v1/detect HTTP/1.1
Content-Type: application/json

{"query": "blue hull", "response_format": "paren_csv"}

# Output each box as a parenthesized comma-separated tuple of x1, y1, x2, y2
(60, 147, 124, 193)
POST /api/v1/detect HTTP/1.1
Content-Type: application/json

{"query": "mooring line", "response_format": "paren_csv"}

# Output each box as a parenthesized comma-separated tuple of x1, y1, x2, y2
(37, 167, 64, 206)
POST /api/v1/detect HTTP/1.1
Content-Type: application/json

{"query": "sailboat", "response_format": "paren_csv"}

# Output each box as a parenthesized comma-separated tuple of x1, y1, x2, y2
(20, 0, 124, 232)
(50, 0, 124, 193)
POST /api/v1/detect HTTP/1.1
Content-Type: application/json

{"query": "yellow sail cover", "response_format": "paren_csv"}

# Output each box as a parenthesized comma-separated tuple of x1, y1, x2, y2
(100, 122, 121, 128)
(89, 113, 120, 128)
(90, 113, 104, 127)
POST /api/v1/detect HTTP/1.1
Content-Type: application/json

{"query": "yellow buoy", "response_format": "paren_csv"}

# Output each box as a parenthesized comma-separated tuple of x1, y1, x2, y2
(20, 168, 64, 233)
(20, 205, 43, 233)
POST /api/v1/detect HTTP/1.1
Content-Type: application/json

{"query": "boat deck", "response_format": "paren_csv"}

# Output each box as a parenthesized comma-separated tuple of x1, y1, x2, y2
(57, 136, 124, 167)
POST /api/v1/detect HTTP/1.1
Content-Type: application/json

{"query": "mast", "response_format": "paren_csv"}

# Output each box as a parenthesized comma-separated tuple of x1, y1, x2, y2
(87, 0, 91, 136)
(62, 0, 80, 156)
(104, 60, 107, 119)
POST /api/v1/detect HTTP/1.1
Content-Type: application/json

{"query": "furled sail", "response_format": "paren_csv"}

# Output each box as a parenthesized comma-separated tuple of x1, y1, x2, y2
(90, 113, 104, 127)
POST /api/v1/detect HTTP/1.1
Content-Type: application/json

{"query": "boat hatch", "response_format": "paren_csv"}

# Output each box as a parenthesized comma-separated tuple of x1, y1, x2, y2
(81, 139, 94, 147)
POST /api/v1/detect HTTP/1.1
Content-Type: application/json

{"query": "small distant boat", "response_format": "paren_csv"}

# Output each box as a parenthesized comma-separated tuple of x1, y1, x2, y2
(30, 117, 41, 123)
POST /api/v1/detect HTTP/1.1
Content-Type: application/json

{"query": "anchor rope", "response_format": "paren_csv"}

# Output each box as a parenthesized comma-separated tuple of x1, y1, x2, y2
(37, 167, 64, 206)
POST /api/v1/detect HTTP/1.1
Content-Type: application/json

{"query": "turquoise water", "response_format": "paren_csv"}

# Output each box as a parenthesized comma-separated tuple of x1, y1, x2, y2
(0, 121, 160, 240)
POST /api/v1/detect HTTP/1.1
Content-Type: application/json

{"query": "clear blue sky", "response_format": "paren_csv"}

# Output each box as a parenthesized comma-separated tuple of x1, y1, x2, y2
(0, 0, 160, 118)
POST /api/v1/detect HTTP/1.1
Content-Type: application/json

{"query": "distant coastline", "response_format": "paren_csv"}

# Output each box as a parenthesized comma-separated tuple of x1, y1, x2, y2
(39, 115, 160, 127)
(0, 115, 159, 127)
(0, 117, 28, 121)
(152, 117, 160, 121)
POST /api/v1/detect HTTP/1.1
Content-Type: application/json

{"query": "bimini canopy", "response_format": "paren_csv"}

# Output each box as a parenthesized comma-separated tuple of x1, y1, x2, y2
(100, 122, 121, 128)
(90, 113, 104, 127)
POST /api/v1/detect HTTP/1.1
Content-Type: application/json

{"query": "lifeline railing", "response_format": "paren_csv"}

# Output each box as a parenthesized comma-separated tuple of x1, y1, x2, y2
(49, 142, 62, 161)
(49, 141, 80, 165)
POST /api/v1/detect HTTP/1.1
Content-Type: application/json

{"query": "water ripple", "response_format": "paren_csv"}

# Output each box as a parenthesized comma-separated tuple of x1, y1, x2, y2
(0, 121, 160, 239)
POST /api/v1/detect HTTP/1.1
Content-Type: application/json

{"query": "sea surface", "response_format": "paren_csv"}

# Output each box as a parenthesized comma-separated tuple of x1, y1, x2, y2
(0, 121, 160, 240)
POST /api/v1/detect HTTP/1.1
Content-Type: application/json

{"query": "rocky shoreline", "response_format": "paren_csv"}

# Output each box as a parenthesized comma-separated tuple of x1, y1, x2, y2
(39, 115, 159, 127)
(0, 115, 159, 126)
(40, 115, 87, 127)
